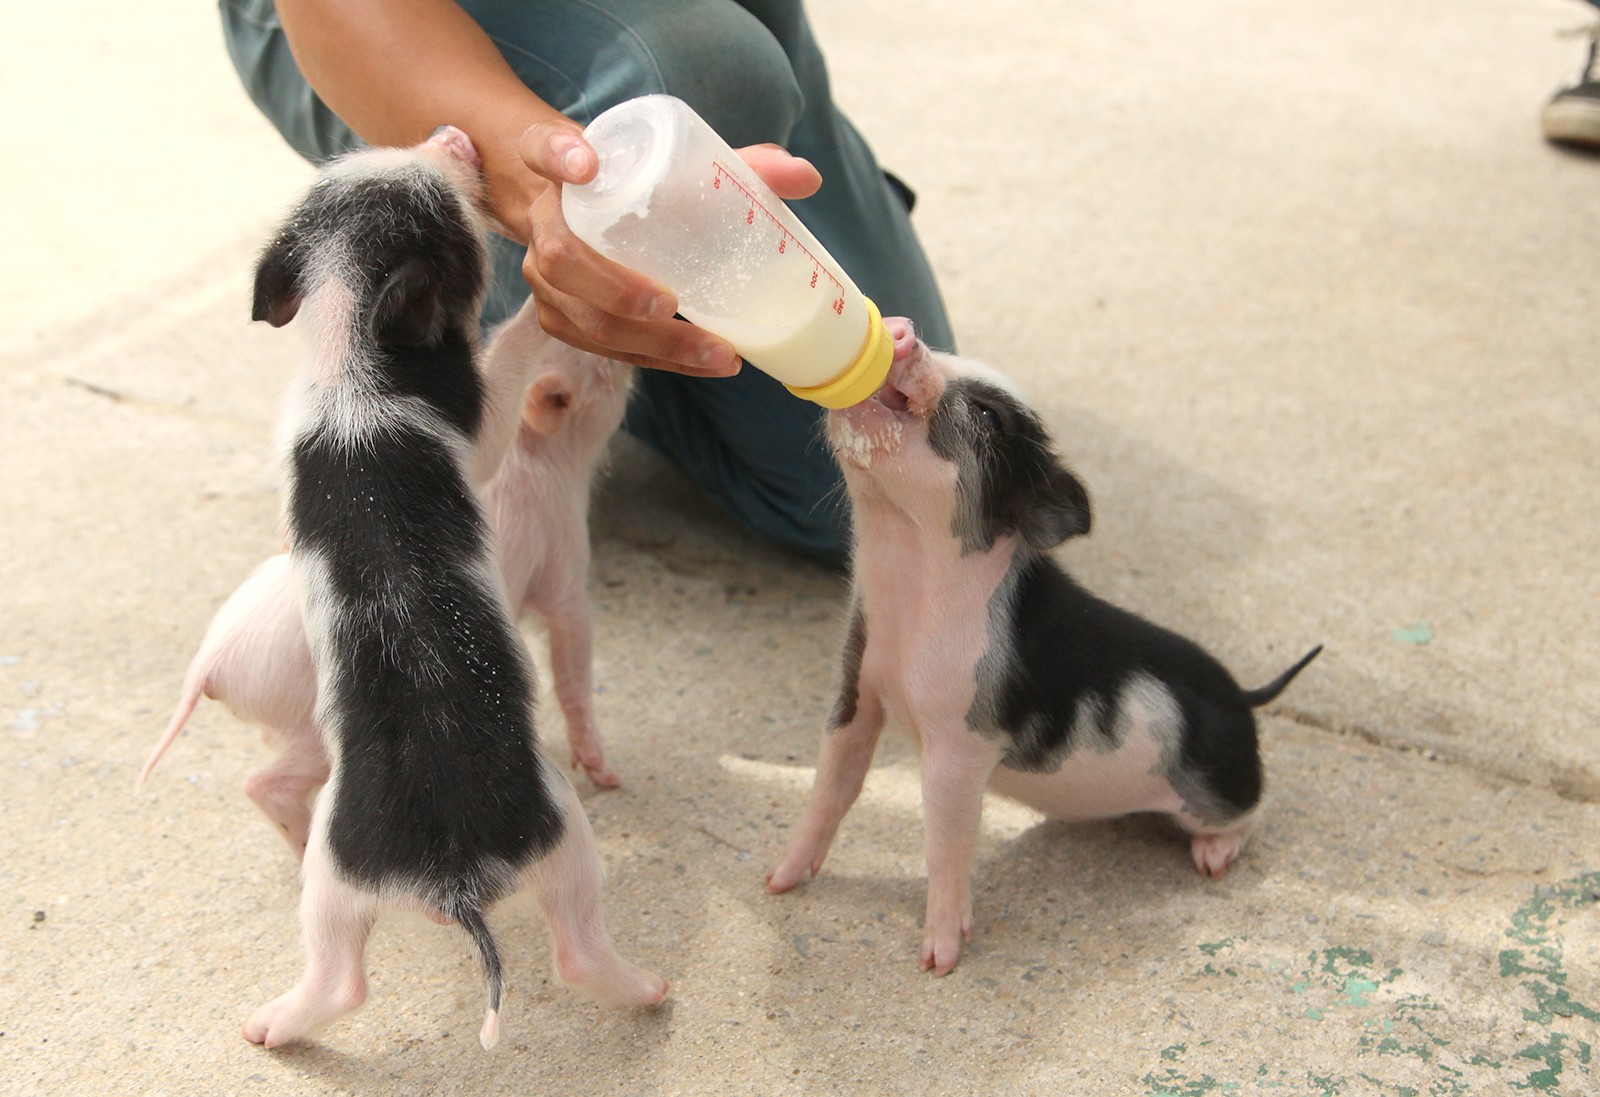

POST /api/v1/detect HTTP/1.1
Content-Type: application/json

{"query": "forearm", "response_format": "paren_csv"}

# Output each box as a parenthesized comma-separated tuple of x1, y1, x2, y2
(270, 0, 823, 375)
(274, 0, 557, 241)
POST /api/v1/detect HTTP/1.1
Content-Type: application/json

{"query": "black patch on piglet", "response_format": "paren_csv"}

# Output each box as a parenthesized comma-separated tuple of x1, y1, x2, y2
(928, 378, 1092, 554)
(294, 425, 566, 883)
(994, 555, 1266, 822)
(828, 604, 868, 730)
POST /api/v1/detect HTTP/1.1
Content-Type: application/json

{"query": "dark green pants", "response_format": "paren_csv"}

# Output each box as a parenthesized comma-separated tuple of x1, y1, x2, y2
(221, 0, 953, 560)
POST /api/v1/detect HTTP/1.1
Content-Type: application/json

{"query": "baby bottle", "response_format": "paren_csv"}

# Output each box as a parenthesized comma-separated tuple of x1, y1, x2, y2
(562, 95, 892, 408)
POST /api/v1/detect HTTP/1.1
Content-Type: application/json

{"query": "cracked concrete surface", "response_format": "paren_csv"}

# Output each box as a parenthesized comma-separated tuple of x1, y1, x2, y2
(3, 0, 1598, 1094)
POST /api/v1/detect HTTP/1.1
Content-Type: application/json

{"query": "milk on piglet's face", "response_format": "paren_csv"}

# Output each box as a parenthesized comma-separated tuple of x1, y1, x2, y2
(826, 334, 960, 534)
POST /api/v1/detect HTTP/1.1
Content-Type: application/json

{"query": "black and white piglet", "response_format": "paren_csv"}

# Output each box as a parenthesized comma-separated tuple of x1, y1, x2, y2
(766, 319, 1320, 975)
(240, 129, 663, 1049)
(137, 311, 635, 858)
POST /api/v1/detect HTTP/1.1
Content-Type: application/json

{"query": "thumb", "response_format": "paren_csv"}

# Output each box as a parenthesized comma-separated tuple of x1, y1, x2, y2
(519, 118, 597, 185)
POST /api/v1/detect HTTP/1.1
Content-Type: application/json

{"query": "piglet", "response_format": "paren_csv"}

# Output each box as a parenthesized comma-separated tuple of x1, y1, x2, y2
(766, 319, 1320, 975)
(483, 321, 633, 789)
(215, 129, 661, 1048)
(139, 292, 634, 854)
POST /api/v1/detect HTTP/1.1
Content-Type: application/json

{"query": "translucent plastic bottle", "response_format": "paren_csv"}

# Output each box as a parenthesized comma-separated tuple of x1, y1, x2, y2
(562, 95, 891, 409)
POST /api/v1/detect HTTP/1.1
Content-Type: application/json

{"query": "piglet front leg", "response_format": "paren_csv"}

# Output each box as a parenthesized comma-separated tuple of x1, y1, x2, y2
(469, 299, 547, 487)
(916, 729, 1005, 976)
(519, 492, 619, 789)
(768, 608, 886, 892)
(538, 589, 618, 789)
(766, 691, 887, 892)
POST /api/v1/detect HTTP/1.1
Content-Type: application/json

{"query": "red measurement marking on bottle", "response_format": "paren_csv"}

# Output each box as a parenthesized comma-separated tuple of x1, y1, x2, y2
(712, 160, 845, 296)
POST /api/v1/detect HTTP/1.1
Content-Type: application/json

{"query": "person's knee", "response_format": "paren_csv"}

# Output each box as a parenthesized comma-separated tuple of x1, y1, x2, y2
(468, 0, 804, 145)
(626, 1, 805, 147)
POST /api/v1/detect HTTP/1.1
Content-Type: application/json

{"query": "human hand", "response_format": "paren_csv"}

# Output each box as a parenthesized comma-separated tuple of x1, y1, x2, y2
(517, 119, 823, 376)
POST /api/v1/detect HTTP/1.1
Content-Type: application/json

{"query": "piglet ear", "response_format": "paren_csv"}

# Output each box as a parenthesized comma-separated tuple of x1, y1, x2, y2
(369, 257, 446, 346)
(252, 233, 304, 327)
(523, 372, 575, 435)
(1018, 463, 1092, 550)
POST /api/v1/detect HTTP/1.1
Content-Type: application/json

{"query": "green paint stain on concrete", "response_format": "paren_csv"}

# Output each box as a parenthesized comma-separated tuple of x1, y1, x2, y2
(1151, 873, 1598, 1094)
(1499, 871, 1600, 1091)
(1343, 976, 1379, 1007)
(1319, 946, 1374, 973)
(1390, 621, 1433, 644)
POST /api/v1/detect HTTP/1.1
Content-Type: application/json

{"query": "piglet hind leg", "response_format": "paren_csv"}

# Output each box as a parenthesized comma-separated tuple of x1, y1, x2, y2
(242, 842, 378, 1048)
(917, 731, 1005, 976)
(766, 692, 887, 894)
(524, 772, 666, 1009)
(1184, 809, 1261, 879)
(242, 728, 329, 858)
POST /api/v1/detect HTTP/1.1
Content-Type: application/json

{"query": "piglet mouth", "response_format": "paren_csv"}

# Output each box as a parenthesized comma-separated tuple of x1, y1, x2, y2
(872, 376, 912, 415)
(827, 339, 935, 466)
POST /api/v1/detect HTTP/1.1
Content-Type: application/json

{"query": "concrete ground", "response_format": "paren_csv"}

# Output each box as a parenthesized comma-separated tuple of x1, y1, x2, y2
(3, 0, 1598, 1093)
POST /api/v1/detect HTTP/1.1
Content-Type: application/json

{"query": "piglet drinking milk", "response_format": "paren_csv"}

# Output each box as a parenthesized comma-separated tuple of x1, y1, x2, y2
(767, 319, 1320, 975)
(138, 312, 633, 854)
(172, 129, 662, 1048)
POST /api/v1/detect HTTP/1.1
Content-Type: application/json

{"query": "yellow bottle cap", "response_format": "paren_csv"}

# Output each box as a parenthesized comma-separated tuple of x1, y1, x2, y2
(783, 297, 893, 409)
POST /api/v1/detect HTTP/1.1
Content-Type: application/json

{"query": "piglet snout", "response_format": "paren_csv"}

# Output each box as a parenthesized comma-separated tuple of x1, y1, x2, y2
(425, 125, 483, 173)
(885, 317, 918, 362)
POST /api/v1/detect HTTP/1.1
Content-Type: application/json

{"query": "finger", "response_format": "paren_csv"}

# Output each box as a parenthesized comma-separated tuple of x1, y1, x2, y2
(519, 118, 598, 184)
(523, 212, 675, 324)
(531, 290, 742, 377)
(736, 143, 822, 200)
(527, 244, 742, 376)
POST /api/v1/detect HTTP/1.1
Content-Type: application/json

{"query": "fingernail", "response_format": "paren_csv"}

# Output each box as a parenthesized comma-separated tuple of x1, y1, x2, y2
(561, 144, 590, 178)
(647, 293, 674, 320)
(699, 344, 738, 374)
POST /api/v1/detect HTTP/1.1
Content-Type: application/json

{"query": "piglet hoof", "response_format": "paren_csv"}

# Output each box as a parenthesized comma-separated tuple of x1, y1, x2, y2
(919, 920, 971, 977)
(764, 847, 822, 894)
(1190, 829, 1249, 878)
(242, 996, 303, 1048)
(919, 890, 973, 976)
(241, 980, 365, 1048)
(572, 750, 621, 790)
(555, 948, 668, 1009)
